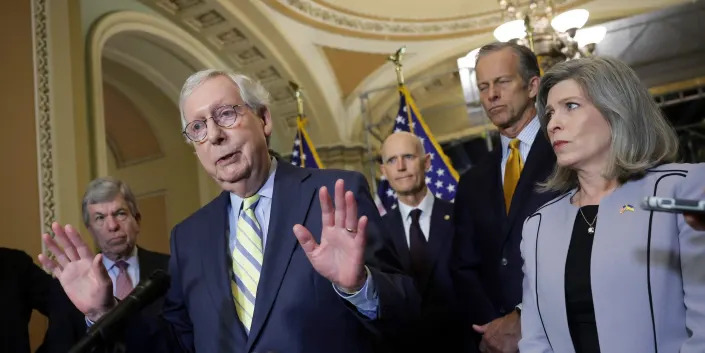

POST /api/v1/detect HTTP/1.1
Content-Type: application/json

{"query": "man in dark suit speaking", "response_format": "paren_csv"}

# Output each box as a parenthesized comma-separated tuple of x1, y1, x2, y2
(38, 70, 419, 353)
(378, 131, 465, 352)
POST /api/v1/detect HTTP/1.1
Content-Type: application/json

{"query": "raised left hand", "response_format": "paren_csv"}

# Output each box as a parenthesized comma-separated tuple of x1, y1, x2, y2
(473, 310, 521, 353)
(293, 179, 368, 293)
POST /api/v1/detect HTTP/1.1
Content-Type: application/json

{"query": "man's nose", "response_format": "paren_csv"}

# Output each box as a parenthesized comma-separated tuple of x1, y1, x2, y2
(106, 216, 119, 230)
(489, 84, 501, 101)
(205, 118, 225, 145)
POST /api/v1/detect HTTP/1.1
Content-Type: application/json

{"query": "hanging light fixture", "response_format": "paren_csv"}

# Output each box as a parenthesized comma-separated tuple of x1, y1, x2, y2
(550, 9, 589, 33)
(493, 0, 605, 71)
(493, 19, 526, 42)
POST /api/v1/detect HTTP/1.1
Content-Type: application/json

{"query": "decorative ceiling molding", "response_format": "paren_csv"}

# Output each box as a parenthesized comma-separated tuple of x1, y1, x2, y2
(263, 0, 591, 40)
(146, 0, 297, 109)
(312, 0, 487, 23)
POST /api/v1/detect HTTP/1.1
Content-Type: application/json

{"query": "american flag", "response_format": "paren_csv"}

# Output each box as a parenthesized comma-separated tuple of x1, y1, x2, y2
(376, 86, 459, 213)
(290, 116, 325, 169)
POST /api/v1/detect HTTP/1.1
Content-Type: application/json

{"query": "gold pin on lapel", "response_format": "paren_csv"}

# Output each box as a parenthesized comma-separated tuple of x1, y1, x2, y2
(444, 214, 450, 220)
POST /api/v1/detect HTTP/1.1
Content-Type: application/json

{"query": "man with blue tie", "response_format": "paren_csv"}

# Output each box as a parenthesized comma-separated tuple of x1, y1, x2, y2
(39, 69, 419, 353)
(378, 131, 467, 353)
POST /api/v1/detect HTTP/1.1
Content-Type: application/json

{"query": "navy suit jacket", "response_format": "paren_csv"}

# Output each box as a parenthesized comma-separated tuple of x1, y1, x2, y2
(452, 131, 559, 326)
(135, 248, 170, 316)
(380, 198, 470, 352)
(162, 161, 419, 353)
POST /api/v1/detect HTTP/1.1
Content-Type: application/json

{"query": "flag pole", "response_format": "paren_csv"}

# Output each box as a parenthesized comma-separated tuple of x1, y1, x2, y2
(290, 81, 306, 167)
(387, 46, 415, 132)
(387, 46, 406, 86)
(290, 81, 305, 118)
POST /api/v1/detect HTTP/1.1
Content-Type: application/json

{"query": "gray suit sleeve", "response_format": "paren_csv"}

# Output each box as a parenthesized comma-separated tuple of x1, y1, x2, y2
(677, 163, 705, 353)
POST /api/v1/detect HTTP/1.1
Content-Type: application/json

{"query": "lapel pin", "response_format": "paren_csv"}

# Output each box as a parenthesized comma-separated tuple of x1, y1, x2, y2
(444, 214, 450, 220)
(620, 204, 635, 214)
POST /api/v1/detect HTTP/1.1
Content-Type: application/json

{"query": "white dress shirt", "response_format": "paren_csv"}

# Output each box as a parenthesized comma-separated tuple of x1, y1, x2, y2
(500, 116, 540, 184)
(102, 246, 140, 297)
(396, 190, 435, 247)
(226, 157, 379, 318)
(228, 158, 277, 256)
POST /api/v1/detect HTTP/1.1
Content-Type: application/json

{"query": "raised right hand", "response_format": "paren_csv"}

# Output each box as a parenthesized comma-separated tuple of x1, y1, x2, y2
(38, 222, 115, 322)
(685, 212, 705, 231)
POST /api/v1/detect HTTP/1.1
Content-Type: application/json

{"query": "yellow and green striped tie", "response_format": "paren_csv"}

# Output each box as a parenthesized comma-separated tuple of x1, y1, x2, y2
(231, 194, 263, 332)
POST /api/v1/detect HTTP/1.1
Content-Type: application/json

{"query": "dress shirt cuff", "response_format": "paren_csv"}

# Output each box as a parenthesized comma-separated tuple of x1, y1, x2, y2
(515, 303, 523, 314)
(84, 296, 120, 328)
(333, 266, 379, 319)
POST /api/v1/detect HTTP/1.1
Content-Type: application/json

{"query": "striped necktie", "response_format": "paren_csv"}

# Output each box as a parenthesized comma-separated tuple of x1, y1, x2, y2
(504, 138, 524, 213)
(231, 194, 263, 332)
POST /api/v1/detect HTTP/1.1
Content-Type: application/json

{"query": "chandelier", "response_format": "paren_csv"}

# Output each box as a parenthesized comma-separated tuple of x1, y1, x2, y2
(493, 0, 606, 71)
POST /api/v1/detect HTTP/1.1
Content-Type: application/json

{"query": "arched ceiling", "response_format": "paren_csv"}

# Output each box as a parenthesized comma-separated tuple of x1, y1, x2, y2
(113, 0, 690, 153)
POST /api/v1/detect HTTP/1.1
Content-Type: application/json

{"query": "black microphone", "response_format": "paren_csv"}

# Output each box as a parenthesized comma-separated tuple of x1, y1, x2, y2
(68, 270, 171, 353)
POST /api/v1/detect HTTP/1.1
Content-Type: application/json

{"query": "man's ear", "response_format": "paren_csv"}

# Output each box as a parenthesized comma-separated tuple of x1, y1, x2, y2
(261, 108, 273, 137)
(527, 75, 540, 100)
(424, 153, 431, 172)
(379, 159, 388, 180)
(134, 212, 142, 225)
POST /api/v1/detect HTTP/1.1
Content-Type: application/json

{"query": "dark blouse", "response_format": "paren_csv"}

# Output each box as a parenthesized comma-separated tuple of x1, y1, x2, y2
(565, 205, 601, 353)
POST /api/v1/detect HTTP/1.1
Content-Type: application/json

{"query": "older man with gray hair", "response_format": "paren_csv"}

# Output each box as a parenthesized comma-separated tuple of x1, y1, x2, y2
(40, 70, 418, 353)
(40, 177, 169, 353)
(79, 177, 169, 300)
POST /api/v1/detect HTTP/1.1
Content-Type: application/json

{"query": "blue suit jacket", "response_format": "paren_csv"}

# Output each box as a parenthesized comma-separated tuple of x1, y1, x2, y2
(39, 247, 170, 353)
(163, 161, 420, 353)
(381, 198, 470, 352)
(452, 131, 559, 328)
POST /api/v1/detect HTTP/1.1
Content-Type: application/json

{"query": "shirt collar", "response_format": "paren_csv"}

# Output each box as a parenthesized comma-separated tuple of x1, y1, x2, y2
(500, 115, 539, 153)
(229, 157, 277, 210)
(102, 245, 139, 270)
(397, 189, 435, 221)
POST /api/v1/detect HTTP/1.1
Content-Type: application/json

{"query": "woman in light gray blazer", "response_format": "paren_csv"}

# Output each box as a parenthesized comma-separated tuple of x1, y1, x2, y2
(519, 56, 705, 353)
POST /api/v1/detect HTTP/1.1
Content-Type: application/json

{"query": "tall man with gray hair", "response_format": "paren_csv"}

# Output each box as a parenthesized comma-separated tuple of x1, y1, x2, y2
(40, 70, 418, 352)
(452, 42, 560, 353)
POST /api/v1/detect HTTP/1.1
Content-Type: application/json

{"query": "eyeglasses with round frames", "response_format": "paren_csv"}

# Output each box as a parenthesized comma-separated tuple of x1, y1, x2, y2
(182, 104, 250, 142)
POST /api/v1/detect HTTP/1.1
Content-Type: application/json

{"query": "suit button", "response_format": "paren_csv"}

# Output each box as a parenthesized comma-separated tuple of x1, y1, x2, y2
(501, 257, 508, 266)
